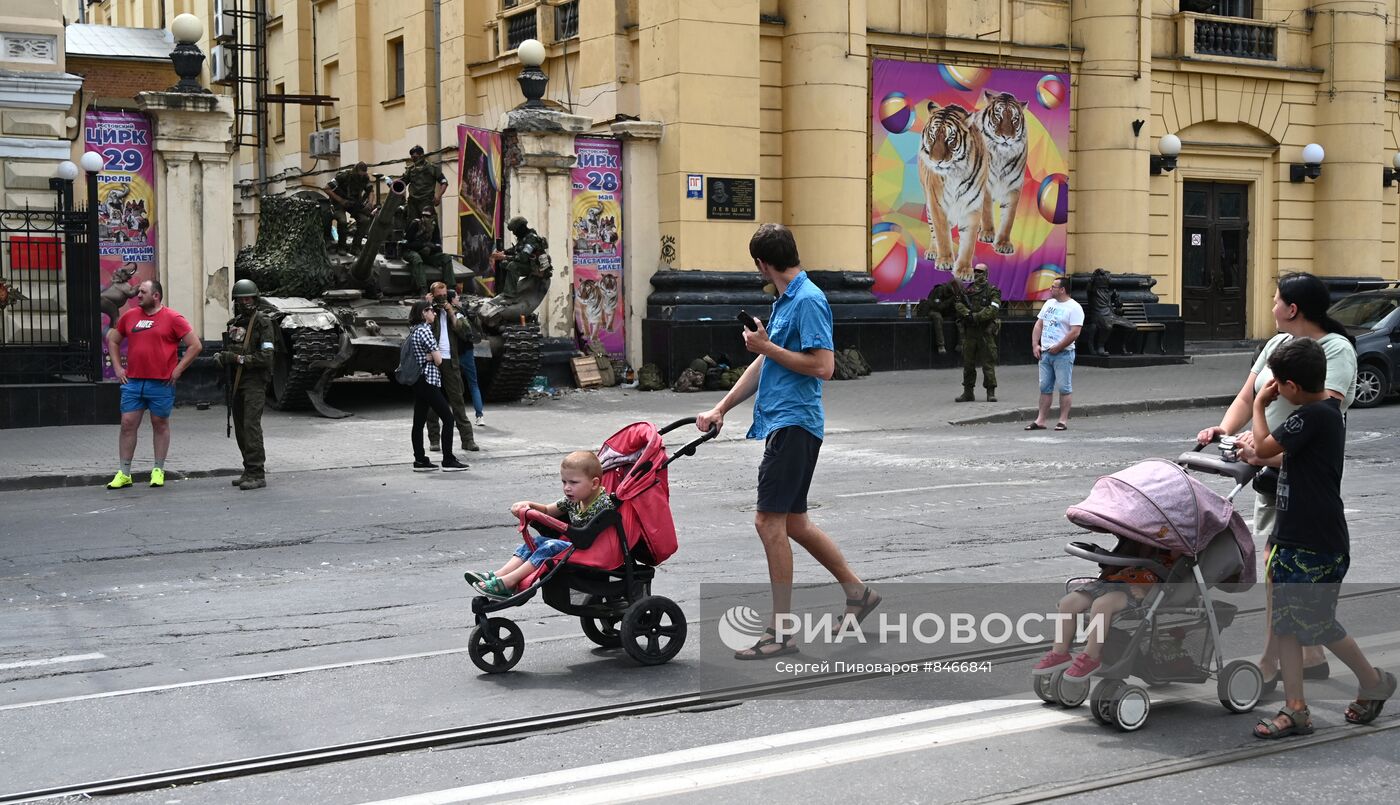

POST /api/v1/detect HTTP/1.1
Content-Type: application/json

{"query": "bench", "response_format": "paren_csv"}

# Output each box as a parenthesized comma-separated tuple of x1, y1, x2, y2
(1117, 302, 1166, 354)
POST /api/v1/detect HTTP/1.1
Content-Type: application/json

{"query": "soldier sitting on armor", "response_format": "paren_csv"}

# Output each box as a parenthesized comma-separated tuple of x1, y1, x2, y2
(326, 161, 375, 251)
(481, 216, 552, 328)
(1086, 267, 1136, 356)
(405, 207, 453, 295)
(915, 277, 963, 355)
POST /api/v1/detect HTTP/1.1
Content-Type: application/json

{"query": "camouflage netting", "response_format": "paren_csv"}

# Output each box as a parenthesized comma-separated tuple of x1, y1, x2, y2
(235, 195, 336, 298)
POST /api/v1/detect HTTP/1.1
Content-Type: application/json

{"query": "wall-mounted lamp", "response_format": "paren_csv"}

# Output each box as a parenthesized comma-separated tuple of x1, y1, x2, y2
(1290, 143, 1325, 183)
(1383, 153, 1400, 188)
(1150, 133, 1181, 175)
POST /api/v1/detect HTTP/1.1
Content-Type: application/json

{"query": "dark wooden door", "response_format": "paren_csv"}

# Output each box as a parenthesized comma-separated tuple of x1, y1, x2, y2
(1181, 182, 1248, 340)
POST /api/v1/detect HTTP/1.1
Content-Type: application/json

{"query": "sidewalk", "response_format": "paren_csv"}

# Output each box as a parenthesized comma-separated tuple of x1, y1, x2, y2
(0, 353, 1251, 491)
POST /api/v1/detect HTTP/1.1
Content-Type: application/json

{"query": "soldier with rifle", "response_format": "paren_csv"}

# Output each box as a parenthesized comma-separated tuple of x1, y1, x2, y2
(216, 279, 276, 490)
(480, 216, 552, 328)
(953, 263, 1002, 403)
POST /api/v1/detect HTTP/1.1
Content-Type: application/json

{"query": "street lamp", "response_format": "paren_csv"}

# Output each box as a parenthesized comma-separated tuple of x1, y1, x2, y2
(1382, 152, 1400, 188)
(50, 160, 79, 210)
(515, 38, 548, 108)
(168, 13, 211, 94)
(1290, 143, 1324, 183)
(1150, 133, 1181, 176)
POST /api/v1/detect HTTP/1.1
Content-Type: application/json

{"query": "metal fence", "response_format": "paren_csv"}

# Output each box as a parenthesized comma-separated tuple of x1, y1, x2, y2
(0, 186, 102, 384)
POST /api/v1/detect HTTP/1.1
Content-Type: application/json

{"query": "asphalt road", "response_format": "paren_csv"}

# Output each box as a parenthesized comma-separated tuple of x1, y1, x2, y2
(1, 406, 1396, 803)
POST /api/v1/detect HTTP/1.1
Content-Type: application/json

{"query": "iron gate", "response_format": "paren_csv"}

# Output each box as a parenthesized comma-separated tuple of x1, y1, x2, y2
(0, 189, 102, 384)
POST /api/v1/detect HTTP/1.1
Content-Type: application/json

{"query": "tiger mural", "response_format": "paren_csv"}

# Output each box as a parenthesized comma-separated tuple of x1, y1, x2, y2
(973, 90, 1029, 255)
(917, 102, 989, 281)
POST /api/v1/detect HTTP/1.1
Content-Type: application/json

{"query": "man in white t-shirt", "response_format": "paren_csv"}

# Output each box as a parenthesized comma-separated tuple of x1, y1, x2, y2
(1027, 277, 1085, 431)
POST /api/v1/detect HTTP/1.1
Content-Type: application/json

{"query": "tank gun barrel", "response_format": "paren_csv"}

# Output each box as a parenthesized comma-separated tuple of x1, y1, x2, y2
(350, 180, 407, 283)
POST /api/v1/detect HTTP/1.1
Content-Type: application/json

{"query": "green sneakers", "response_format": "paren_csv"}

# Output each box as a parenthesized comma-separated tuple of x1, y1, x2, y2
(149, 467, 165, 487)
(106, 471, 133, 489)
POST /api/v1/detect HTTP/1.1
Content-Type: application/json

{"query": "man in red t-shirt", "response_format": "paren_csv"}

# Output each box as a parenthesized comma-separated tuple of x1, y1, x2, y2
(105, 279, 202, 489)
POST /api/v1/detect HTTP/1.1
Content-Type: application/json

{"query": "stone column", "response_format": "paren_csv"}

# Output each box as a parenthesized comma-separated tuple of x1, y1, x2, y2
(612, 120, 663, 368)
(136, 91, 236, 340)
(1310, 1, 1385, 275)
(1070, 0, 1151, 272)
(502, 106, 589, 338)
(780, 0, 866, 268)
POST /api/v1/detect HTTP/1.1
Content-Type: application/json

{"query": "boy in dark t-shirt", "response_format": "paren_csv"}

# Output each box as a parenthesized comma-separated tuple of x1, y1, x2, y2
(1249, 338, 1395, 739)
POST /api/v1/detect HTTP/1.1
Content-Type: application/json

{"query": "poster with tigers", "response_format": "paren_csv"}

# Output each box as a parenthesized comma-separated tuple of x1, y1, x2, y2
(871, 60, 1069, 303)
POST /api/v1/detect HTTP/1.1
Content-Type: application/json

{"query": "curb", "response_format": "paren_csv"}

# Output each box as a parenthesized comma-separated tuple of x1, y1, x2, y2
(948, 395, 1238, 426)
(0, 467, 243, 493)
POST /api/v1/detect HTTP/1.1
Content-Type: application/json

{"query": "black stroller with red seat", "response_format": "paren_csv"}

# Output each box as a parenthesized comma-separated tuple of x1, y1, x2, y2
(465, 418, 716, 674)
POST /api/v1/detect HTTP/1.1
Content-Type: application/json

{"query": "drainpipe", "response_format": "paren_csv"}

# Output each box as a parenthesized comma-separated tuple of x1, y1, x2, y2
(430, 0, 442, 152)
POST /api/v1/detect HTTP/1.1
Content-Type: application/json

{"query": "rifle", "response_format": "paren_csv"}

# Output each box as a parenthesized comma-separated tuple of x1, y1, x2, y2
(226, 312, 257, 438)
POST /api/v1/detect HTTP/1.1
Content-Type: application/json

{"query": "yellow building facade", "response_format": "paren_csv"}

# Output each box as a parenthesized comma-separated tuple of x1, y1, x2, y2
(70, 0, 1400, 340)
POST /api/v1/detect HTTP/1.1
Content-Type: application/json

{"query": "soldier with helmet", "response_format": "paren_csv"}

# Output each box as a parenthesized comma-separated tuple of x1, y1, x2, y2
(954, 263, 1002, 403)
(216, 279, 276, 490)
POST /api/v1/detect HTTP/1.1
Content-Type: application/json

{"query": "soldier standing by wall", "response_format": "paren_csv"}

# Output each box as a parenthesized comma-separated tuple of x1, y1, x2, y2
(954, 263, 1002, 402)
(325, 161, 374, 250)
(403, 145, 448, 222)
(216, 280, 275, 490)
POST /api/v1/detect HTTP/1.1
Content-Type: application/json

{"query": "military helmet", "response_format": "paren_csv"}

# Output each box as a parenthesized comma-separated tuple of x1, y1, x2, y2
(507, 215, 529, 233)
(232, 279, 260, 298)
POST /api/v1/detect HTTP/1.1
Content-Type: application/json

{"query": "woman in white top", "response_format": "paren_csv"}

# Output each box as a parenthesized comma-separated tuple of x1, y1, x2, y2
(1197, 271, 1357, 686)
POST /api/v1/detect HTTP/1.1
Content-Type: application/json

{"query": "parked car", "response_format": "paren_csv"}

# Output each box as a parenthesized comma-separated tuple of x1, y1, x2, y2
(1328, 284, 1400, 408)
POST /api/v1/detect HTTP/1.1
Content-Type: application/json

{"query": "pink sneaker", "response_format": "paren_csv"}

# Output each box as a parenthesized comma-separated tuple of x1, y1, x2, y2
(1032, 650, 1073, 676)
(1064, 653, 1102, 679)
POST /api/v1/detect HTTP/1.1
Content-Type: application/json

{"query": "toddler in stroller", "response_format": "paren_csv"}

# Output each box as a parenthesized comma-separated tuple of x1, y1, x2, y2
(463, 419, 716, 674)
(1032, 454, 1266, 732)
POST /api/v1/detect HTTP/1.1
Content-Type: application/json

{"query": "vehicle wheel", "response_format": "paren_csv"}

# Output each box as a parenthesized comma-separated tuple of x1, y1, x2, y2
(1111, 684, 1152, 731)
(1218, 659, 1264, 713)
(580, 595, 623, 649)
(1352, 363, 1389, 409)
(1032, 672, 1057, 704)
(1052, 669, 1090, 708)
(1090, 679, 1124, 725)
(620, 595, 686, 666)
(468, 617, 524, 674)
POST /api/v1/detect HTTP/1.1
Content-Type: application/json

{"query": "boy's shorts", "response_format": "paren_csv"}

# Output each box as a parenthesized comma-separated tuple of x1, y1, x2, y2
(1038, 351, 1075, 395)
(756, 426, 822, 514)
(1269, 545, 1349, 645)
(120, 378, 175, 418)
(515, 538, 571, 567)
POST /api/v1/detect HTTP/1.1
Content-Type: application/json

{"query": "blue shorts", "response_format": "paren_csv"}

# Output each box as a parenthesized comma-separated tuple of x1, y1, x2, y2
(120, 378, 175, 418)
(1038, 351, 1075, 395)
(514, 538, 571, 567)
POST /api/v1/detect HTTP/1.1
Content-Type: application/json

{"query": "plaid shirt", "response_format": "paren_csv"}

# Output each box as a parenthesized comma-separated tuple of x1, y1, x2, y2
(409, 323, 441, 386)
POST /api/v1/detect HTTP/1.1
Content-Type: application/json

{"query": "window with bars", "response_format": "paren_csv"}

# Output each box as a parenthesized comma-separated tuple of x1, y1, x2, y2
(555, 1, 579, 41)
(505, 11, 537, 50)
(1181, 1, 1254, 17)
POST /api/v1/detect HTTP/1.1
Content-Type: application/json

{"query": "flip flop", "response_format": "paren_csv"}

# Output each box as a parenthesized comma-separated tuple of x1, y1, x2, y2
(1024, 423, 1046, 431)
(1054, 423, 1069, 431)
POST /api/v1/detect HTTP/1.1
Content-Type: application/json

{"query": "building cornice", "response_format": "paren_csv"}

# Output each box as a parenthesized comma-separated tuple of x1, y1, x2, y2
(0, 69, 83, 110)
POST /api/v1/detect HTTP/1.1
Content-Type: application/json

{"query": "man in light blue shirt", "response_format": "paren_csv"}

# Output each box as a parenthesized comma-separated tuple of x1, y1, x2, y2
(696, 224, 879, 659)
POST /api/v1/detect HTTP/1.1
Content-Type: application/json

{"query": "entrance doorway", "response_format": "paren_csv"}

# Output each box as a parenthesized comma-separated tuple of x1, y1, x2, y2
(1181, 181, 1248, 340)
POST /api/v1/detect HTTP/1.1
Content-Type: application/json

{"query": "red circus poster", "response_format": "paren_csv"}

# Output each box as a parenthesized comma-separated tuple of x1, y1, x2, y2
(85, 110, 157, 379)
(570, 137, 624, 359)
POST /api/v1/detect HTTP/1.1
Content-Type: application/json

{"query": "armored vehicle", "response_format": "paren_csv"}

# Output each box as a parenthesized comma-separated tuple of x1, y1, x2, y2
(233, 182, 544, 417)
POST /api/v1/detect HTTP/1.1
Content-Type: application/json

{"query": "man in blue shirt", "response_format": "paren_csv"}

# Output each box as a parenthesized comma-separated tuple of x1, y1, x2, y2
(697, 224, 880, 659)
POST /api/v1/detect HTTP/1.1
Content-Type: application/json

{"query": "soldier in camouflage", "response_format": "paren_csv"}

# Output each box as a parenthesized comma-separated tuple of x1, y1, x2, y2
(916, 277, 963, 355)
(216, 279, 276, 490)
(403, 145, 447, 223)
(953, 263, 1002, 403)
(325, 161, 374, 250)
(481, 216, 552, 327)
(405, 207, 453, 295)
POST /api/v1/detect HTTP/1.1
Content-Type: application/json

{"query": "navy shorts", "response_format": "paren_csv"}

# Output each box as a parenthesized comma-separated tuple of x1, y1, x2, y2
(1269, 545, 1349, 646)
(756, 426, 822, 514)
(120, 378, 175, 418)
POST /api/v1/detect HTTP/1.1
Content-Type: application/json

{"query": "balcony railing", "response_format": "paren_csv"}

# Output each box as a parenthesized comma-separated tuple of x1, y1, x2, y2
(1178, 13, 1278, 62)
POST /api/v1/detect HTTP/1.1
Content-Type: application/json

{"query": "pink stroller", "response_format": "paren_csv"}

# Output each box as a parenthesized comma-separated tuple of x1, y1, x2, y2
(1033, 447, 1265, 731)
(466, 419, 716, 673)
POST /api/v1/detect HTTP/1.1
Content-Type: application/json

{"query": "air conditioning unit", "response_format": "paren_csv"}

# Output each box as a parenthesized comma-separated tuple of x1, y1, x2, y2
(308, 128, 341, 158)
(210, 44, 235, 84)
(213, 0, 237, 43)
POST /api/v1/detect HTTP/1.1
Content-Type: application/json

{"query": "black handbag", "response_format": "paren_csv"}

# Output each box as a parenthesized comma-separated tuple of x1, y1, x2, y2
(1253, 467, 1279, 497)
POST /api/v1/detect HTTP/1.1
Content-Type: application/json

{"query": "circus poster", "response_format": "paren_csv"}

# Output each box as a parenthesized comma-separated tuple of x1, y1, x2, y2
(85, 110, 157, 378)
(870, 60, 1070, 302)
(570, 137, 624, 359)
(456, 124, 503, 288)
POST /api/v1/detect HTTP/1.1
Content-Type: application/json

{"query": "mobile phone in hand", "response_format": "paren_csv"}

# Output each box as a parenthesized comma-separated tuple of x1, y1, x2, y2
(737, 310, 759, 332)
